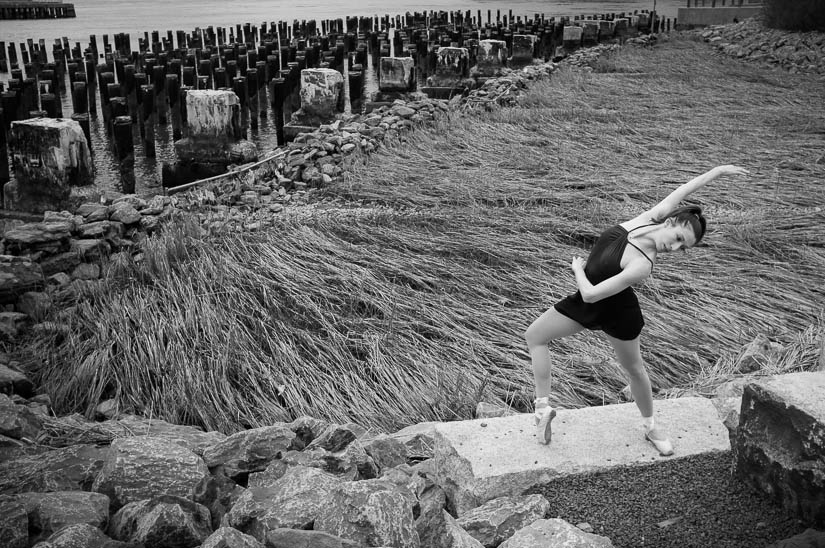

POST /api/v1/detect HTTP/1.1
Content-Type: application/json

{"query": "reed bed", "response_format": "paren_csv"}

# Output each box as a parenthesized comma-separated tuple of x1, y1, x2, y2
(20, 37, 825, 433)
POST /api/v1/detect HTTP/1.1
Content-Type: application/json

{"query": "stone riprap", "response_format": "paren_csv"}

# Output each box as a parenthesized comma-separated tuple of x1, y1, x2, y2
(698, 18, 825, 75)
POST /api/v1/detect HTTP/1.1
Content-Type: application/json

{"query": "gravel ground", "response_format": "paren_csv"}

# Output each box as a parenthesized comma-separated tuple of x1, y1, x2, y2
(525, 452, 808, 548)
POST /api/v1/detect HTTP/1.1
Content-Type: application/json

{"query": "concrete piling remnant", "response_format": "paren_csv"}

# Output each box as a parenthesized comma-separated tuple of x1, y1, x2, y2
(378, 57, 415, 92)
(425, 46, 472, 94)
(168, 89, 257, 186)
(291, 67, 343, 126)
(510, 34, 537, 67)
(562, 26, 584, 53)
(475, 39, 507, 77)
(6, 117, 93, 213)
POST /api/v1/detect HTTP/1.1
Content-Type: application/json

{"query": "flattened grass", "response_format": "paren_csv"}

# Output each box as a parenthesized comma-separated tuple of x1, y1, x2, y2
(22, 37, 825, 433)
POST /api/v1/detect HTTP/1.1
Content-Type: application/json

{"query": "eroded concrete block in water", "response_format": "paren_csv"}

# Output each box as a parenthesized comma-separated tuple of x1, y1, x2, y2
(433, 397, 730, 515)
(735, 372, 825, 526)
(6, 117, 93, 214)
(562, 26, 584, 51)
(599, 20, 616, 39)
(510, 35, 537, 67)
(582, 21, 600, 45)
(173, 89, 257, 172)
(427, 47, 471, 87)
(475, 40, 507, 77)
(298, 68, 344, 121)
(379, 57, 415, 92)
(184, 90, 243, 142)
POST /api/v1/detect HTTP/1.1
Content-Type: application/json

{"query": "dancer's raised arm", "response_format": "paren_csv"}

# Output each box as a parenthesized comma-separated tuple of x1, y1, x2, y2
(637, 165, 749, 223)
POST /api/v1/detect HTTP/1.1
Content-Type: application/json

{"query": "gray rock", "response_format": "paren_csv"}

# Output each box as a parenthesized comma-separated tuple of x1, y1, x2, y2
(71, 263, 100, 281)
(0, 362, 34, 397)
(202, 424, 295, 481)
(456, 494, 552, 547)
(14, 491, 110, 544)
(78, 221, 122, 240)
(70, 239, 111, 261)
(0, 443, 109, 494)
(364, 433, 408, 472)
(108, 495, 211, 548)
(39, 252, 81, 278)
(2, 221, 73, 246)
(108, 203, 142, 225)
(191, 473, 246, 530)
(92, 436, 209, 511)
(265, 528, 362, 548)
(736, 334, 785, 373)
(112, 414, 226, 457)
(0, 393, 43, 440)
(391, 422, 440, 460)
(498, 519, 614, 548)
(417, 509, 484, 548)
(16, 291, 52, 322)
(314, 478, 419, 548)
(735, 372, 825, 525)
(0, 255, 45, 304)
(76, 203, 110, 222)
(0, 312, 29, 340)
(226, 466, 341, 538)
(0, 497, 28, 548)
(280, 439, 377, 481)
(306, 423, 359, 452)
(201, 526, 265, 548)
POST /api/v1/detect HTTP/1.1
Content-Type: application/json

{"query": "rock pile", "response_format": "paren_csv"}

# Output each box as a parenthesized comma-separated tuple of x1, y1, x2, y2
(0, 370, 616, 548)
(696, 18, 825, 75)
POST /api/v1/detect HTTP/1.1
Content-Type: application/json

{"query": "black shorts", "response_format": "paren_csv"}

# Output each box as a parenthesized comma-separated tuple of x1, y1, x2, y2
(554, 291, 645, 341)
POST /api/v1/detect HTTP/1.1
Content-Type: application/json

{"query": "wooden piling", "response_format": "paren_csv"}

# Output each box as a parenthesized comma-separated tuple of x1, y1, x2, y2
(40, 93, 58, 117)
(166, 73, 182, 140)
(0, 108, 8, 194)
(152, 64, 167, 123)
(140, 84, 155, 157)
(113, 115, 135, 193)
(71, 81, 88, 114)
(247, 68, 258, 129)
(270, 76, 285, 145)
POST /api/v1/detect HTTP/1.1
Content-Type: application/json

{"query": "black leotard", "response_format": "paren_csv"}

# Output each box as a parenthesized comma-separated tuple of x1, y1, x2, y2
(554, 224, 654, 341)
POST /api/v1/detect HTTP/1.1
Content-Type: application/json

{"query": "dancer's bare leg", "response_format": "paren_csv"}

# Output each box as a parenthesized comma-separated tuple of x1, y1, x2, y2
(605, 334, 674, 456)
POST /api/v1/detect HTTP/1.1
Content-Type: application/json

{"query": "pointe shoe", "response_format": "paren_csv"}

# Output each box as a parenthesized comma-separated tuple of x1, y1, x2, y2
(645, 427, 674, 457)
(534, 404, 557, 445)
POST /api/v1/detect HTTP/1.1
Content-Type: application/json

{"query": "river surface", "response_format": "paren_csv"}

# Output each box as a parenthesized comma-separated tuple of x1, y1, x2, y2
(1, 0, 684, 195)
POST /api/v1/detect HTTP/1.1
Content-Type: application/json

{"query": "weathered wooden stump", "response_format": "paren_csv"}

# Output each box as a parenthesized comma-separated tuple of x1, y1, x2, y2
(6, 117, 93, 213)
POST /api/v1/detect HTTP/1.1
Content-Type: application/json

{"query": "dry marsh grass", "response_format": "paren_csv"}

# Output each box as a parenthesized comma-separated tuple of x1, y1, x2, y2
(21, 37, 825, 433)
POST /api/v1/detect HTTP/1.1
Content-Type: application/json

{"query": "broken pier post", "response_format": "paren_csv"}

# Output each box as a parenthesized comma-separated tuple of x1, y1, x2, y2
(6, 117, 93, 213)
(283, 67, 343, 141)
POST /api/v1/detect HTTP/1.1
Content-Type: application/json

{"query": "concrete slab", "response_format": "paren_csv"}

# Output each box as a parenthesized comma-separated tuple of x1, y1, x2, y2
(433, 397, 730, 515)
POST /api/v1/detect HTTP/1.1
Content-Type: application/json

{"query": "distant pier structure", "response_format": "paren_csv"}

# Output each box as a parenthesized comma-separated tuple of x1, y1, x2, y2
(0, 0, 76, 20)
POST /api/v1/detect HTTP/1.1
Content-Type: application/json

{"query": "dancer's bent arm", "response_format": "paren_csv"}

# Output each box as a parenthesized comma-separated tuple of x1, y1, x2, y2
(571, 256, 651, 303)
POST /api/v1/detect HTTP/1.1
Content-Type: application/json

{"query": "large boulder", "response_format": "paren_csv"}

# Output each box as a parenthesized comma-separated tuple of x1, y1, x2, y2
(498, 519, 613, 547)
(735, 372, 825, 526)
(13, 491, 110, 545)
(390, 422, 440, 461)
(91, 436, 209, 510)
(112, 415, 226, 457)
(108, 495, 211, 547)
(456, 494, 551, 547)
(363, 433, 408, 473)
(0, 497, 28, 548)
(0, 443, 109, 494)
(314, 478, 419, 548)
(226, 466, 341, 539)
(202, 424, 295, 481)
(191, 474, 246, 530)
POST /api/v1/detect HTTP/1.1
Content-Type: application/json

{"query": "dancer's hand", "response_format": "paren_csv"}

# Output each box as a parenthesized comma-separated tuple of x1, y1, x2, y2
(571, 256, 586, 272)
(715, 165, 749, 176)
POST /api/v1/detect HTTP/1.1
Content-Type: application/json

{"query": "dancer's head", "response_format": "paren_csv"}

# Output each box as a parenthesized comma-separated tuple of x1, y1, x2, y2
(654, 206, 707, 252)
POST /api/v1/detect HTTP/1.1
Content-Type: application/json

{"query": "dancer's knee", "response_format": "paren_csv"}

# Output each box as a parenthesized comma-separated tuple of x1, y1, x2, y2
(524, 323, 546, 349)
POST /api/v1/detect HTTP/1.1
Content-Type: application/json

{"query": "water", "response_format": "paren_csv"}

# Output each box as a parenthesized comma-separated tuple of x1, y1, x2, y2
(0, 0, 684, 195)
